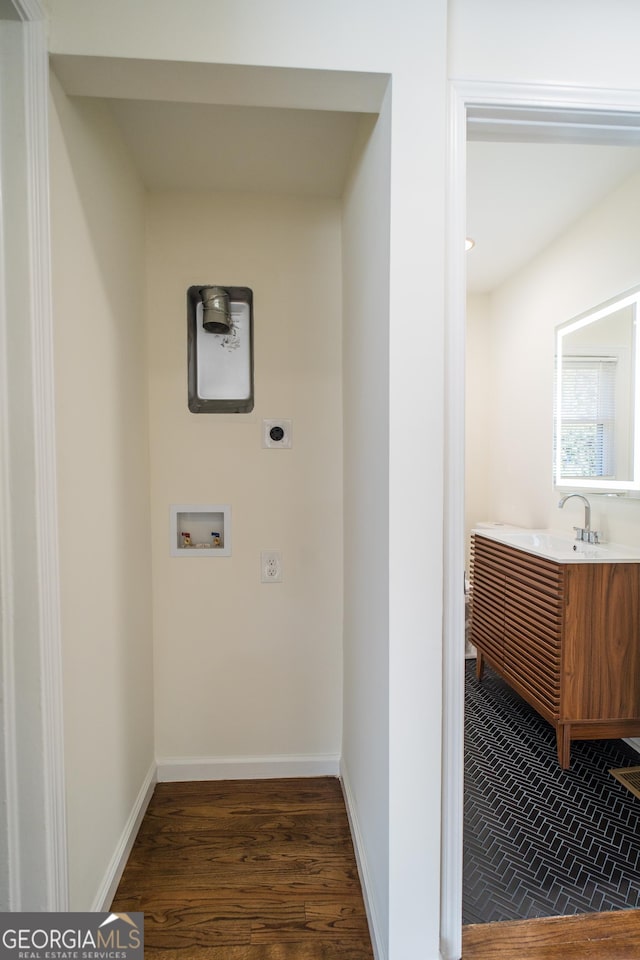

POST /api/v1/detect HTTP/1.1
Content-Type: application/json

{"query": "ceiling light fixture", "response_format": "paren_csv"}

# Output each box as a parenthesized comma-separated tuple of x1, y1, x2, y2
(465, 237, 475, 251)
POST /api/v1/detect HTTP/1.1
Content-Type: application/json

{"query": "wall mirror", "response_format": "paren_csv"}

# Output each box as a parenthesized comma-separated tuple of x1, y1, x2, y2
(555, 285, 640, 493)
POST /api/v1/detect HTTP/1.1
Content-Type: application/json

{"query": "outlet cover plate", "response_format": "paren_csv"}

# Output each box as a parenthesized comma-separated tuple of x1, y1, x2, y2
(261, 550, 283, 582)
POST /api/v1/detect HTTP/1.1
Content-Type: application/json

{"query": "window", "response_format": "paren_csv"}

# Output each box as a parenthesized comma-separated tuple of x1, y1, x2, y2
(556, 357, 617, 479)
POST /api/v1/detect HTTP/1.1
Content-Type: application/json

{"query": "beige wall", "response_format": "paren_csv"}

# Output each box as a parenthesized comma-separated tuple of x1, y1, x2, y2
(49, 74, 154, 909)
(146, 191, 344, 763)
(465, 292, 491, 554)
(466, 170, 640, 548)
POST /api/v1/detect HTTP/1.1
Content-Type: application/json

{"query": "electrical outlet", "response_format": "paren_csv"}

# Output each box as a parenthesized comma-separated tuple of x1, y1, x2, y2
(261, 550, 283, 583)
(263, 419, 292, 449)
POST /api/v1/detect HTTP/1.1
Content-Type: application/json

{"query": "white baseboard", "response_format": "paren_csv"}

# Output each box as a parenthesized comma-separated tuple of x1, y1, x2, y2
(156, 753, 341, 782)
(340, 761, 385, 960)
(92, 761, 157, 912)
(624, 738, 640, 757)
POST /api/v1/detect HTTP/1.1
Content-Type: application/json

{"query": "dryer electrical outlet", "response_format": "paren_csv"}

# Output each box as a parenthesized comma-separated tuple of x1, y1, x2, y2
(263, 419, 292, 448)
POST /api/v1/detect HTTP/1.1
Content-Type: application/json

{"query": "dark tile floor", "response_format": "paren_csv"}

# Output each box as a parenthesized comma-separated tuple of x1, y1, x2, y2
(464, 660, 640, 925)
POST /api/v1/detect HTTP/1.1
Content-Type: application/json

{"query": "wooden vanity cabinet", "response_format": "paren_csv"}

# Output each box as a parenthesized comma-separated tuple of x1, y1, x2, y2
(469, 533, 640, 768)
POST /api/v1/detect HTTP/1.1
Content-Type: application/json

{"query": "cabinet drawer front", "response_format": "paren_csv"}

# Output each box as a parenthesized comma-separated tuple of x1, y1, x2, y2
(471, 535, 563, 715)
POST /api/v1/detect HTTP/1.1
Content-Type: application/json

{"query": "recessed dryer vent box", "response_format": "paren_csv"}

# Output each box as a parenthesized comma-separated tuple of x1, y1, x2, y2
(170, 504, 231, 557)
(187, 286, 254, 414)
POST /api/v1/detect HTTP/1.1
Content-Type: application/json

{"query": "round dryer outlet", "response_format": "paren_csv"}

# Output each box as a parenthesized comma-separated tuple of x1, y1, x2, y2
(263, 419, 292, 448)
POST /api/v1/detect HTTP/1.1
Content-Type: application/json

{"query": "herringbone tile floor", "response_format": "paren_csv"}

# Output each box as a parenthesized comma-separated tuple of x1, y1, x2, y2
(464, 661, 640, 924)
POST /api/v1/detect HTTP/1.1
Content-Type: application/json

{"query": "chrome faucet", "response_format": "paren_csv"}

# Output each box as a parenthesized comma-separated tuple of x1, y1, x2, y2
(558, 493, 599, 543)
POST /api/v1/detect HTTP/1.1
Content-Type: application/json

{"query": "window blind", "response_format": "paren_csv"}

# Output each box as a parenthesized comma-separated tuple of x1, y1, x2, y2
(559, 357, 617, 479)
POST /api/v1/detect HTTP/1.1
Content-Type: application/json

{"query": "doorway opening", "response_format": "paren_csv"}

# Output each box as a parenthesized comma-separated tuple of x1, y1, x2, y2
(442, 83, 640, 960)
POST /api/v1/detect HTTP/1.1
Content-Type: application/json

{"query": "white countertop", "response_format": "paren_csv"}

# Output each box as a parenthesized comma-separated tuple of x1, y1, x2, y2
(472, 526, 640, 563)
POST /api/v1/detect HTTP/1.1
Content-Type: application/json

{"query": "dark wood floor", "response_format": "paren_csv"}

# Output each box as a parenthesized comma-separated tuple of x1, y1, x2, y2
(111, 776, 373, 959)
(463, 910, 640, 959)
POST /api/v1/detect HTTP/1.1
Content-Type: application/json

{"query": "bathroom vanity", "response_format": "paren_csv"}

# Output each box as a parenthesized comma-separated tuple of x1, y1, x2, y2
(469, 528, 640, 768)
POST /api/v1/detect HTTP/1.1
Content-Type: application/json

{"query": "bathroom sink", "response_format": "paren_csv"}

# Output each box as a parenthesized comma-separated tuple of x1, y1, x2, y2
(473, 527, 640, 563)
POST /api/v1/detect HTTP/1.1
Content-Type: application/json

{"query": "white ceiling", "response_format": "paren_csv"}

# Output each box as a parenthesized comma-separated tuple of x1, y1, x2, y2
(105, 98, 366, 198)
(466, 139, 640, 293)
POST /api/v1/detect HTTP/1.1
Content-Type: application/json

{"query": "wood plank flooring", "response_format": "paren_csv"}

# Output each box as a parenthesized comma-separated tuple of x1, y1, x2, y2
(463, 909, 640, 959)
(110, 777, 373, 960)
